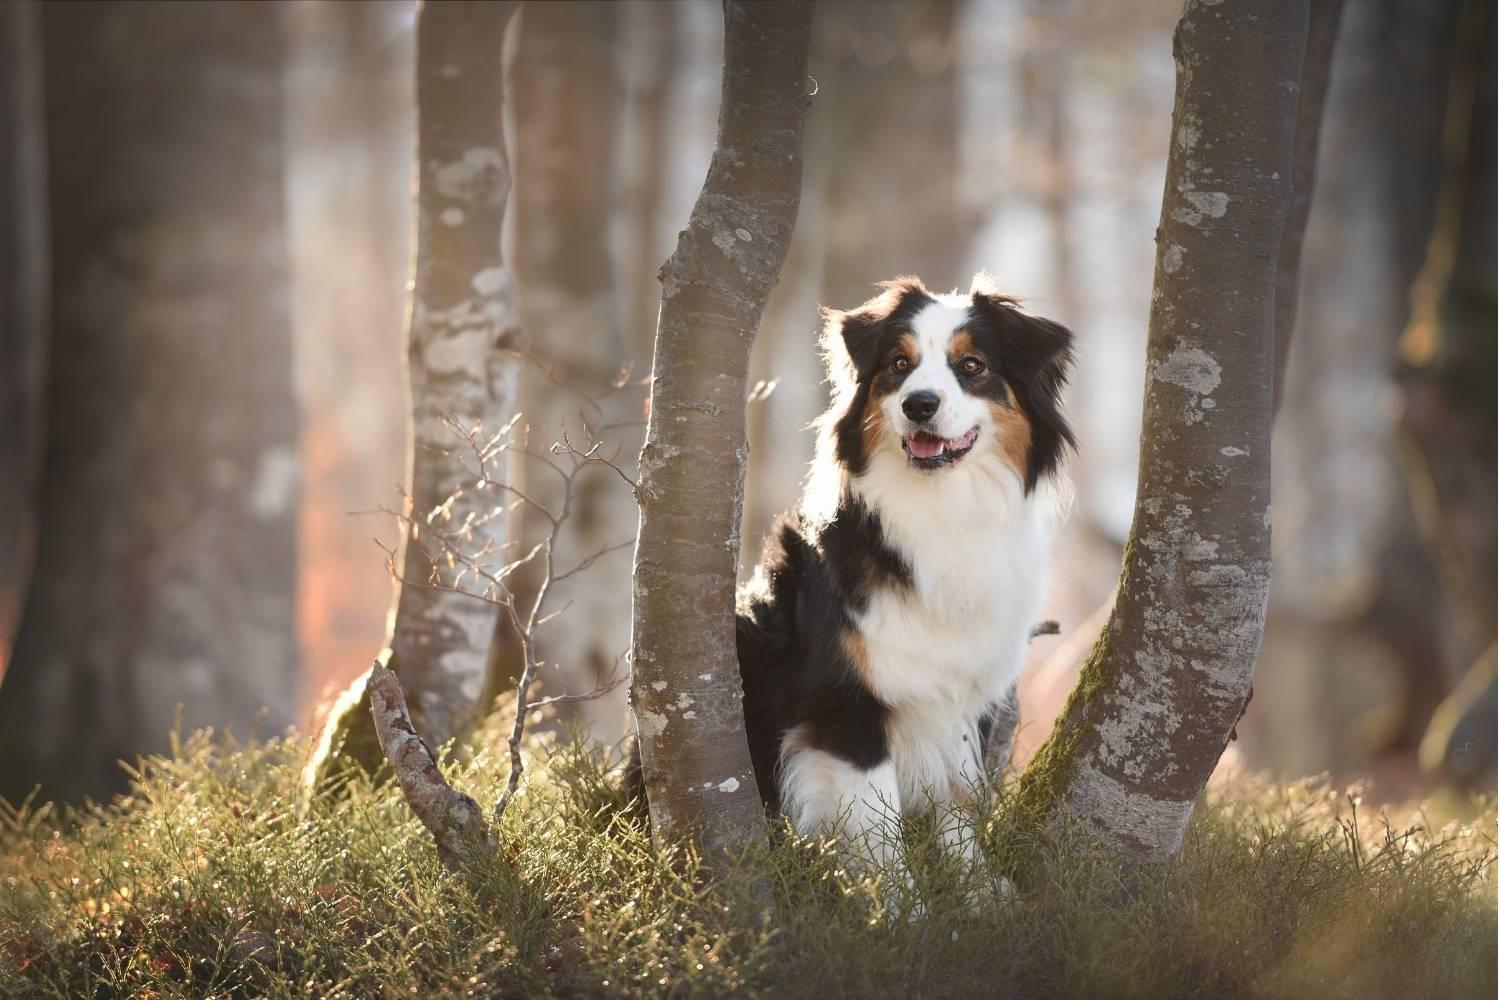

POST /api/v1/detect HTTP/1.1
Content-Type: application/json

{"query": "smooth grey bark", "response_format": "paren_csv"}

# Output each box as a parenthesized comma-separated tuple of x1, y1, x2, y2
(817, 0, 969, 307)
(0, 0, 47, 682)
(1254, 0, 1461, 775)
(310, 0, 522, 777)
(510, 0, 639, 746)
(282, 0, 412, 709)
(630, 0, 814, 856)
(620, 0, 680, 367)
(1016, 0, 1307, 859)
(1272, 0, 1346, 415)
(740, 91, 832, 577)
(0, 0, 299, 803)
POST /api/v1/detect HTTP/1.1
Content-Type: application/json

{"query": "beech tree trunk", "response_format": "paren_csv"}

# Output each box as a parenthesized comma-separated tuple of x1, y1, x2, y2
(1015, 0, 1306, 859)
(0, 0, 299, 803)
(1408, 0, 1496, 788)
(310, 0, 522, 775)
(620, 0, 680, 367)
(818, 0, 968, 307)
(1272, 0, 1345, 414)
(0, 0, 46, 682)
(510, 0, 639, 746)
(630, 0, 814, 855)
(283, 0, 412, 712)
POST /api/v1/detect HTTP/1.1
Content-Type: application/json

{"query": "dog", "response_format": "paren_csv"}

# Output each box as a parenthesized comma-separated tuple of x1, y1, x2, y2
(735, 273, 1074, 886)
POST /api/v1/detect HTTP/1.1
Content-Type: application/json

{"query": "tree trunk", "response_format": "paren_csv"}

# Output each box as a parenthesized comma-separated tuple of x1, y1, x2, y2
(509, 0, 639, 746)
(0, 0, 47, 682)
(282, 0, 412, 716)
(0, 0, 299, 803)
(619, 0, 680, 367)
(309, 0, 522, 777)
(818, 0, 969, 307)
(630, 0, 814, 857)
(1408, 0, 1496, 789)
(1014, 0, 1306, 860)
(1272, 0, 1345, 414)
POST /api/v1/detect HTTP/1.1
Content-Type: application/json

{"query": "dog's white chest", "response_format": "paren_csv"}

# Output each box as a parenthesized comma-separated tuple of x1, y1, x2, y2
(854, 507, 1047, 713)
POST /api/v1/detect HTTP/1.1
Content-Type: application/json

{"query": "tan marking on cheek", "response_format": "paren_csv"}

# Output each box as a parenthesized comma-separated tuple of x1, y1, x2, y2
(988, 394, 1033, 479)
(841, 629, 872, 685)
(948, 780, 973, 807)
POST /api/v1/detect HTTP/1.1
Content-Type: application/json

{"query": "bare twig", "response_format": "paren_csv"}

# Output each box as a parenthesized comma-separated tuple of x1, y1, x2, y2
(366, 405, 640, 827)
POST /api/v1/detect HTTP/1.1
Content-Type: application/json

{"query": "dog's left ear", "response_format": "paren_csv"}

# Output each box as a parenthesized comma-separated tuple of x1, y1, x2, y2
(969, 272, 1074, 382)
(970, 273, 1076, 489)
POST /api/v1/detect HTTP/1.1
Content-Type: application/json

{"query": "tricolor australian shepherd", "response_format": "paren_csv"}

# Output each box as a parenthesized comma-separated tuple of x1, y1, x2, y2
(735, 273, 1074, 879)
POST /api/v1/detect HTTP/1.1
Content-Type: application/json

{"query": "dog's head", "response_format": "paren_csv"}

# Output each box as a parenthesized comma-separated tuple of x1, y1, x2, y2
(821, 274, 1074, 493)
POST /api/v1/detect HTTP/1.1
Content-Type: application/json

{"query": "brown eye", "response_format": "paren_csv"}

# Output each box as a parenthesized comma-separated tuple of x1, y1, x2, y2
(891, 356, 911, 373)
(960, 357, 986, 376)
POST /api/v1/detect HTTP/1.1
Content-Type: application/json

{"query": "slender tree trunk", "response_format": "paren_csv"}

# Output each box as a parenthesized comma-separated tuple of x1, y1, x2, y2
(1408, 0, 1496, 788)
(1015, 0, 1306, 860)
(0, 0, 299, 803)
(310, 1, 522, 776)
(630, 0, 814, 856)
(0, 0, 47, 682)
(818, 0, 968, 306)
(509, 0, 639, 746)
(283, 0, 412, 715)
(1272, 0, 1345, 414)
(620, 0, 680, 367)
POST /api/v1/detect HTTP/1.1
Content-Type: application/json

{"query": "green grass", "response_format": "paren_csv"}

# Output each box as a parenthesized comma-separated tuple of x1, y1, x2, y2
(1, 713, 1494, 999)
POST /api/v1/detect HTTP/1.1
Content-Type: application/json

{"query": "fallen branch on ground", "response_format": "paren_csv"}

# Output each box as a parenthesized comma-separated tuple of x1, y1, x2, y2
(368, 663, 494, 872)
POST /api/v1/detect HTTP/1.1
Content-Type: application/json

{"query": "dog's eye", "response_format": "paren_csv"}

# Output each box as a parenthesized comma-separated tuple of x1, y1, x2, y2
(960, 357, 986, 376)
(891, 356, 911, 373)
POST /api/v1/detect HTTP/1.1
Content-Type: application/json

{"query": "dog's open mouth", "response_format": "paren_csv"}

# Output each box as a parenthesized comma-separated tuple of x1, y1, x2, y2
(902, 426, 979, 468)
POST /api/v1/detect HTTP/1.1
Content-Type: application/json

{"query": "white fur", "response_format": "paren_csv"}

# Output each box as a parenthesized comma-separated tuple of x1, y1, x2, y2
(779, 735, 905, 871)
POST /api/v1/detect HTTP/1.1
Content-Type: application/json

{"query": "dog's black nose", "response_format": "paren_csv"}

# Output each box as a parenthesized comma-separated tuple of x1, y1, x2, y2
(902, 390, 940, 423)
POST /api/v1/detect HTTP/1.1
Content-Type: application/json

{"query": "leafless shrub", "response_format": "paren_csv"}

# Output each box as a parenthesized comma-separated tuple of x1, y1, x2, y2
(365, 402, 640, 865)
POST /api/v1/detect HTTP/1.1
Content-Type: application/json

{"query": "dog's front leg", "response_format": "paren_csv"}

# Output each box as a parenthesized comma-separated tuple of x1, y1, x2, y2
(936, 743, 1010, 907)
(780, 747, 913, 908)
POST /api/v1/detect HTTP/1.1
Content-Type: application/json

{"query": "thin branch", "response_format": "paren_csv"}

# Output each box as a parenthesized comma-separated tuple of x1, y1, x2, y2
(368, 662, 495, 872)
(552, 537, 636, 585)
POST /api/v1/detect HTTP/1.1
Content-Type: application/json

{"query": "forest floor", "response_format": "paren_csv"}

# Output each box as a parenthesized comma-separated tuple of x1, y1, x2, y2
(1, 708, 1494, 999)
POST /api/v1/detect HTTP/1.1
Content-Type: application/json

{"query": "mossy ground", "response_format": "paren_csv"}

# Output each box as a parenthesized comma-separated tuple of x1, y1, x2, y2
(2, 712, 1494, 999)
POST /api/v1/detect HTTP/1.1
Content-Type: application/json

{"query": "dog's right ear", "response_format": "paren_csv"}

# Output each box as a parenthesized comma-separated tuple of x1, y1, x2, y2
(820, 304, 884, 378)
(821, 277, 931, 380)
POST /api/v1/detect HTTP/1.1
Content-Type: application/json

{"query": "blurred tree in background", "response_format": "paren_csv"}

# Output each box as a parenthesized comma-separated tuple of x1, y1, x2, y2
(0, 0, 299, 804)
(0, 0, 1490, 811)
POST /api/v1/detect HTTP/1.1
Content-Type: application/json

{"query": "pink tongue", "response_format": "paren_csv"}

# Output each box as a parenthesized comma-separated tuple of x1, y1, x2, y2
(907, 434, 945, 459)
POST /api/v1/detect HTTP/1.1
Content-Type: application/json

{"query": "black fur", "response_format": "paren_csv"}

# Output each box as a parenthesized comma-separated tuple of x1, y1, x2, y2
(736, 499, 910, 811)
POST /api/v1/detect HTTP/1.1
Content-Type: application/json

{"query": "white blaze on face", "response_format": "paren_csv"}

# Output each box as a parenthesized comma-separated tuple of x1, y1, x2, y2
(883, 297, 992, 443)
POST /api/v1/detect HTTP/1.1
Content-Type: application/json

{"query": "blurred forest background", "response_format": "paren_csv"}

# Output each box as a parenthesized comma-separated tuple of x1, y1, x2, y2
(0, 0, 1493, 807)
